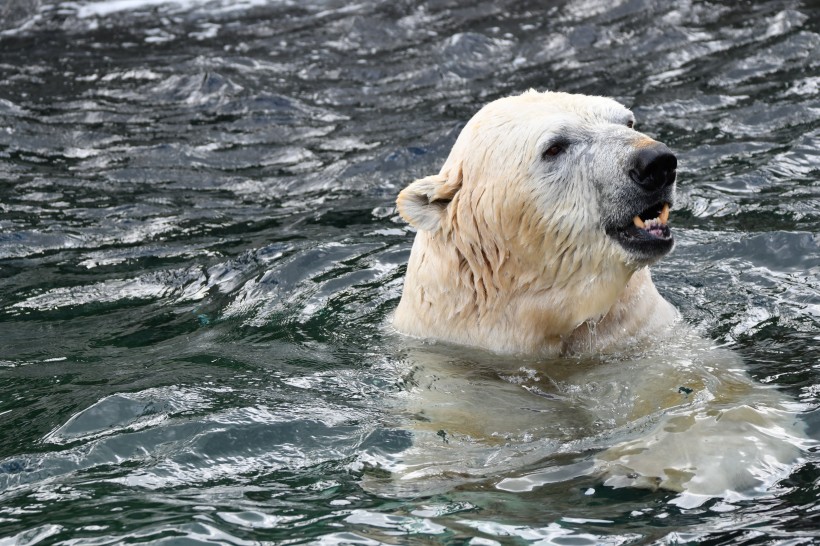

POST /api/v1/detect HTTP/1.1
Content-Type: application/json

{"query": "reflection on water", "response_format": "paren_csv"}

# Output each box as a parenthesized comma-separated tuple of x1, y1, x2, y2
(0, 0, 818, 544)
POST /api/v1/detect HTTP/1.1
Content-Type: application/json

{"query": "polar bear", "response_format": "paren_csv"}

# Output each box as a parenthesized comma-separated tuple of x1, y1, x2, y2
(383, 90, 810, 506)
(394, 89, 679, 355)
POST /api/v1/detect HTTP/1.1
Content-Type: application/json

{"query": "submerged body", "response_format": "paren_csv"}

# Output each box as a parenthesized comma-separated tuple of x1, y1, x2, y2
(382, 334, 806, 508)
(387, 90, 810, 503)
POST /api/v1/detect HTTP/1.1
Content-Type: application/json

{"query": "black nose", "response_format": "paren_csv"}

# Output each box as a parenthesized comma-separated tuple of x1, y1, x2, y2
(630, 143, 677, 192)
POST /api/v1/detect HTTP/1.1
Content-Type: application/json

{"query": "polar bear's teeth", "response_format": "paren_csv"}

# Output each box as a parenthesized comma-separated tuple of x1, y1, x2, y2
(659, 203, 670, 225)
(633, 204, 671, 231)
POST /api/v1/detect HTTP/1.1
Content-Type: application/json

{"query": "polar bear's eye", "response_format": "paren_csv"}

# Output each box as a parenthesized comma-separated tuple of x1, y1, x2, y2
(542, 143, 565, 159)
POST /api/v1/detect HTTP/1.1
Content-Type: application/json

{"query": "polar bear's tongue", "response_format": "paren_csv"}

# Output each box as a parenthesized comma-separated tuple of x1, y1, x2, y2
(633, 203, 670, 236)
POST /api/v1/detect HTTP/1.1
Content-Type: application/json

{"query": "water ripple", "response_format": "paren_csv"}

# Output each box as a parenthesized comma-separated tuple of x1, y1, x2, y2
(0, 0, 818, 544)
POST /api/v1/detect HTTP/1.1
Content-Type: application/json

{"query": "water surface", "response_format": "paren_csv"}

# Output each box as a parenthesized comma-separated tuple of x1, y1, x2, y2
(0, 0, 818, 544)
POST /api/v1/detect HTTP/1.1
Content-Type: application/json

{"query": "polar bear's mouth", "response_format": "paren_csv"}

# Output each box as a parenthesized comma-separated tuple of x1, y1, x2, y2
(632, 202, 671, 238)
(610, 202, 674, 259)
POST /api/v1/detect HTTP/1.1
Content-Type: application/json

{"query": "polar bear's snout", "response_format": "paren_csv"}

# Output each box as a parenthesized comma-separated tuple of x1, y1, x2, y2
(605, 140, 678, 265)
(629, 142, 677, 193)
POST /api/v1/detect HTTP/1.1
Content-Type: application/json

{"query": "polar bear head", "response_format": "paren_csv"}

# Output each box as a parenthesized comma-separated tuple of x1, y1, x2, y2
(394, 90, 678, 354)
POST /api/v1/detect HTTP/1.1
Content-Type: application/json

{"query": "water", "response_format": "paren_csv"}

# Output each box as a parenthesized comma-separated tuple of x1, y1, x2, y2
(0, 0, 818, 543)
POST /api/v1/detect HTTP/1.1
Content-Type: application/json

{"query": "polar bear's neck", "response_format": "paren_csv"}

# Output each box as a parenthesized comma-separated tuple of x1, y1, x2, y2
(393, 232, 677, 355)
(561, 267, 679, 354)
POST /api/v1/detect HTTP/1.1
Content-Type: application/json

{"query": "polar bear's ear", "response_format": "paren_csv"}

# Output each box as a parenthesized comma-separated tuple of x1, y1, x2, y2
(396, 164, 463, 232)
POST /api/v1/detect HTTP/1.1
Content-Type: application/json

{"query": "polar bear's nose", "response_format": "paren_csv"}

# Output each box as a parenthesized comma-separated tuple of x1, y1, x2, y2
(630, 143, 677, 192)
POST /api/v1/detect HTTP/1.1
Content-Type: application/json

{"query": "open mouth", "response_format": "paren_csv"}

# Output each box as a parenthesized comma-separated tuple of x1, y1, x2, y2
(611, 202, 674, 259)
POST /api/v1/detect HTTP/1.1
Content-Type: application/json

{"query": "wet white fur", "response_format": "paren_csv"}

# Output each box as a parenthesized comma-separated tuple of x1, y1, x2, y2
(394, 89, 676, 355)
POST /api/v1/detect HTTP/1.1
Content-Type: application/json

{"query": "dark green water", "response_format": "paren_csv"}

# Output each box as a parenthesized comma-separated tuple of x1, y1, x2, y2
(0, 0, 818, 544)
